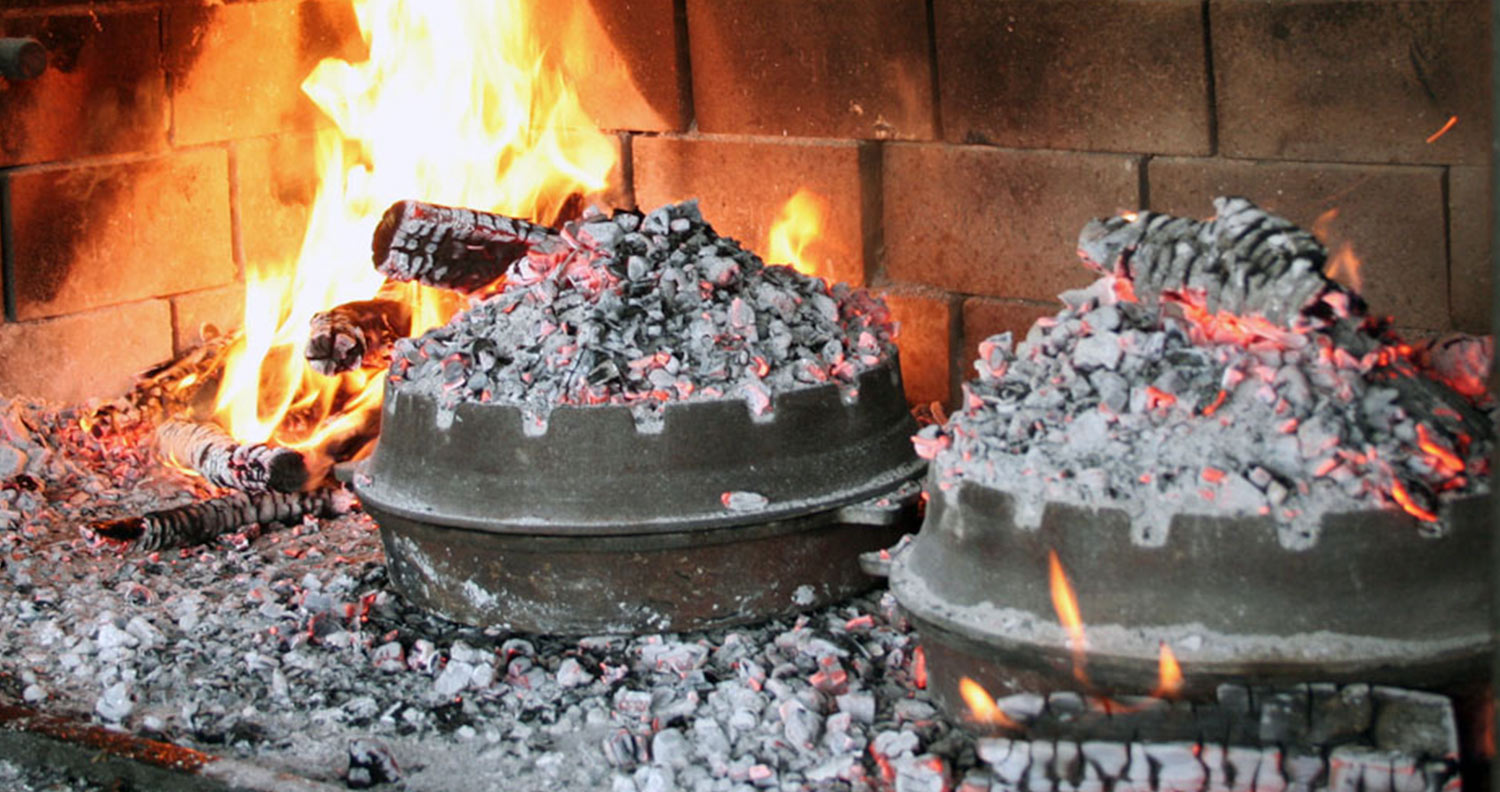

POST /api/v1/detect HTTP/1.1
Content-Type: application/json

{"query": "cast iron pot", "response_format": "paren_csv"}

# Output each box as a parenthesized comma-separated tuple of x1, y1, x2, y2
(888, 479, 1492, 709)
(357, 356, 925, 633)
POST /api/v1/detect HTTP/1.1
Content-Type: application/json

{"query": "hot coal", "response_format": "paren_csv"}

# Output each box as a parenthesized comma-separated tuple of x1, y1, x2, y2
(388, 200, 895, 428)
(1077, 196, 1361, 330)
(0, 394, 955, 791)
(919, 199, 1491, 549)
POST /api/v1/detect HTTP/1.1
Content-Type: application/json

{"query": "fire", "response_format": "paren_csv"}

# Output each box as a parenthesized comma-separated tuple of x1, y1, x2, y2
(1152, 643, 1183, 698)
(1312, 208, 1364, 294)
(212, 0, 617, 476)
(766, 188, 831, 278)
(1047, 550, 1090, 685)
(957, 677, 1022, 729)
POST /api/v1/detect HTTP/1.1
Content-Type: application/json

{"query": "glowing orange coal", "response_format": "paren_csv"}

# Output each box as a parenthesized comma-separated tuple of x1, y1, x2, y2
(766, 188, 832, 279)
(1047, 550, 1090, 686)
(211, 0, 618, 479)
(958, 677, 1022, 730)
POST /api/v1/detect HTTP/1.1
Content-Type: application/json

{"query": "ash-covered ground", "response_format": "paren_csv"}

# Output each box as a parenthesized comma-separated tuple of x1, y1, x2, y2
(0, 397, 986, 792)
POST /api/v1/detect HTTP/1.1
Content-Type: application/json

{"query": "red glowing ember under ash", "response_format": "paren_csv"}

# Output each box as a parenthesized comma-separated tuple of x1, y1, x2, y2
(1113, 277, 1484, 525)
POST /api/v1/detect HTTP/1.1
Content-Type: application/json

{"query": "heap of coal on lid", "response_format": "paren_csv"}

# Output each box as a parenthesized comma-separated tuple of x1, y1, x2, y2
(917, 196, 1492, 550)
(387, 200, 895, 430)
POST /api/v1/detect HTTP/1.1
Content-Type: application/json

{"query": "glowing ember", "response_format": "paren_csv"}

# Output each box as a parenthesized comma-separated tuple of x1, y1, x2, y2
(957, 677, 1022, 729)
(1152, 643, 1183, 698)
(1425, 114, 1459, 144)
(1047, 550, 1090, 685)
(212, 0, 617, 478)
(766, 188, 832, 279)
(1389, 479, 1439, 522)
(1416, 423, 1466, 475)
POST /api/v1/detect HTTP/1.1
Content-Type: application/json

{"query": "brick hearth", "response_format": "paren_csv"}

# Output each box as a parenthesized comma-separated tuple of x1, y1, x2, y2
(0, 0, 1490, 408)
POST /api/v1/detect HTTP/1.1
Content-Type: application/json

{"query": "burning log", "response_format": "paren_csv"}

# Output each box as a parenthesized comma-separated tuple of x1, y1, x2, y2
(371, 200, 559, 292)
(87, 487, 356, 550)
(1077, 196, 1362, 329)
(306, 295, 413, 376)
(126, 332, 236, 419)
(155, 419, 308, 493)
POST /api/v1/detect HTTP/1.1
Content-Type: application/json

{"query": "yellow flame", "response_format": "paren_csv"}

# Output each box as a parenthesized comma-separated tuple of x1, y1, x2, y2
(958, 677, 1022, 729)
(766, 188, 830, 278)
(212, 0, 618, 474)
(1152, 642, 1183, 698)
(1047, 550, 1090, 686)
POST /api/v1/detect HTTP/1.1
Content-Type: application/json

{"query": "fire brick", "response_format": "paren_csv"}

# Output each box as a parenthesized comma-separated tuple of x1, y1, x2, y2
(536, 0, 689, 132)
(1447, 165, 1491, 334)
(883, 143, 1140, 301)
(879, 286, 955, 408)
(0, 300, 172, 402)
(234, 135, 320, 273)
(935, 0, 1211, 155)
(633, 136, 873, 287)
(1147, 157, 1450, 331)
(1213, 0, 1490, 166)
(686, 0, 934, 140)
(165, 1, 363, 147)
(8, 149, 235, 321)
(172, 284, 246, 356)
(0, 11, 167, 167)
(960, 297, 1057, 378)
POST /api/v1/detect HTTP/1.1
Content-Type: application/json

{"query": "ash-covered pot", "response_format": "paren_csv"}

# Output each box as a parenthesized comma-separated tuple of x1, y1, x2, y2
(889, 197, 1493, 714)
(354, 199, 925, 634)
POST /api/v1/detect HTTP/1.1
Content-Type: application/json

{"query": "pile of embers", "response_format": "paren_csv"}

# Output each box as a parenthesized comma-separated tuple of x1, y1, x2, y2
(916, 197, 1491, 550)
(0, 393, 962, 790)
(376, 199, 895, 429)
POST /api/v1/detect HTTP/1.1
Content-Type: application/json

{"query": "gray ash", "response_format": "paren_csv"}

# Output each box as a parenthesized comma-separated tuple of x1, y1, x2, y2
(918, 199, 1492, 550)
(0, 394, 961, 791)
(387, 200, 894, 427)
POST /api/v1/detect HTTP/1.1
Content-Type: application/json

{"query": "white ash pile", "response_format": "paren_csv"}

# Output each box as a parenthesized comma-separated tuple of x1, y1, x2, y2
(385, 200, 895, 427)
(916, 197, 1492, 549)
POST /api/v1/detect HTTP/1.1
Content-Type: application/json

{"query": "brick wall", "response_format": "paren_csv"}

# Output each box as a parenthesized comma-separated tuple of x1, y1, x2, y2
(0, 0, 1490, 407)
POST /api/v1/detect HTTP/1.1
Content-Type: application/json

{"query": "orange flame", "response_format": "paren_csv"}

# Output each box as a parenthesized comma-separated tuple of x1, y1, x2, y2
(958, 677, 1022, 729)
(1047, 550, 1090, 685)
(1312, 208, 1364, 294)
(766, 188, 830, 278)
(1152, 643, 1183, 698)
(212, 0, 618, 475)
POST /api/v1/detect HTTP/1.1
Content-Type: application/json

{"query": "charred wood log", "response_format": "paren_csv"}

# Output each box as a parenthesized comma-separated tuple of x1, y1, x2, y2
(88, 488, 355, 550)
(963, 685, 1458, 792)
(127, 332, 236, 420)
(1077, 197, 1363, 329)
(155, 419, 308, 493)
(372, 200, 559, 292)
(306, 297, 413, 375)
